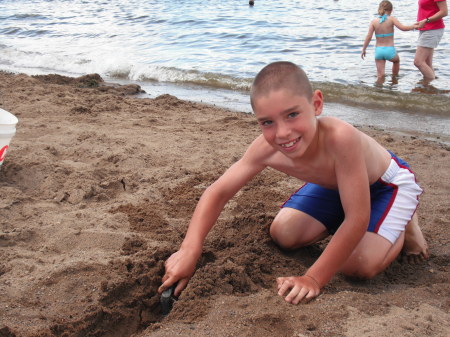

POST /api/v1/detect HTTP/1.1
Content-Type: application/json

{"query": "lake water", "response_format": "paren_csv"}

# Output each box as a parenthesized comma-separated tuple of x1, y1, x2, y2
(1, 0, 449, 140)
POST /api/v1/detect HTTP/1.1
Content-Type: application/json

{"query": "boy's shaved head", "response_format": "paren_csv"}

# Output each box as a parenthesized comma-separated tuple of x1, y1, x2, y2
(250, 61, 313, 108)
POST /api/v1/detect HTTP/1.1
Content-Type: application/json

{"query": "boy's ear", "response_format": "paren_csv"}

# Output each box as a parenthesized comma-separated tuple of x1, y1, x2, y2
(312, 90, 324, 116)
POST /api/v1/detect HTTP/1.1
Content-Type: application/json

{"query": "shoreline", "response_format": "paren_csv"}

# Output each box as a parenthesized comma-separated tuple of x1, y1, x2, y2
(0, 72, 448, 336)
(110, 76, 450, 144)
(2, 69, 449, 141)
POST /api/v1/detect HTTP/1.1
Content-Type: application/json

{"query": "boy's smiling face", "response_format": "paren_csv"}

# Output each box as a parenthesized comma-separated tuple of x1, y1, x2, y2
(253, 89, 323, 159)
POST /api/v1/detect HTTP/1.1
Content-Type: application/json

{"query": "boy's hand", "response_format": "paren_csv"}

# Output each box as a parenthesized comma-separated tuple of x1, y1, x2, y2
(158, 248, 200, 297)
(361, 50, 366, 60)
(276, 275, 321, 304)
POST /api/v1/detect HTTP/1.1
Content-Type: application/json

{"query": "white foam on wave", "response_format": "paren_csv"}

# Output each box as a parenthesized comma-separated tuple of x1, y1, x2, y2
(0, 45, 251, 90)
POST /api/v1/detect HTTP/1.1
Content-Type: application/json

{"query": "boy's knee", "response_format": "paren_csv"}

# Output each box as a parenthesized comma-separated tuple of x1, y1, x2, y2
(352, 266, 379, 280)
(342, 255, 382, 279)
(269, 220, 301, 250)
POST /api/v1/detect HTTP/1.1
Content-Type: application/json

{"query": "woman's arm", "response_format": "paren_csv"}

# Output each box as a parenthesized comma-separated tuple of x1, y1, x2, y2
(417, 1, 448, 28)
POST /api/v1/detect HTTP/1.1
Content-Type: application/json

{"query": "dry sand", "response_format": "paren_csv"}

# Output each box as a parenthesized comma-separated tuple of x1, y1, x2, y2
(0, 72, 448, 337)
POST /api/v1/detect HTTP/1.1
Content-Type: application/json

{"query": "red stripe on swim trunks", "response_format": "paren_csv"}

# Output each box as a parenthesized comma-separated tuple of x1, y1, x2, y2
(391, 155, 418, 182)
(373, 179, 398, 234)
(281, 183, 308, 208)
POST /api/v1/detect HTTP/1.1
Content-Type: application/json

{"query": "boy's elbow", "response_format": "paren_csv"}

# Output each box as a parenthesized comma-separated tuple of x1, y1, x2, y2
(352, 216, 370, 238)
(202, 184, 222, 200)
(202, 182, 233, 205)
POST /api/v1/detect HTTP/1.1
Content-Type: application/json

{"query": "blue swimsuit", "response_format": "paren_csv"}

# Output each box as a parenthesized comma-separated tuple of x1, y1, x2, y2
(375, 46, 397, 60)
(374, 14, 396, 60)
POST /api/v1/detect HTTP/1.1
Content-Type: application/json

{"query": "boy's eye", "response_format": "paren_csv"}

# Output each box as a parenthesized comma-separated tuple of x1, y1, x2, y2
(288, 112, 299, 118)
(261, 120, 272, 126)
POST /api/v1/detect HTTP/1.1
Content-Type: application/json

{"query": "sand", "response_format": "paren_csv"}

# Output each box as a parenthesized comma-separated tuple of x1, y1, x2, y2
(0, 71, 448, 337)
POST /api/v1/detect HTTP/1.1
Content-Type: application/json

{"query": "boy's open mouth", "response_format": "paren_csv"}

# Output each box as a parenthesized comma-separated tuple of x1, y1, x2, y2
(280, 137, 300, 148)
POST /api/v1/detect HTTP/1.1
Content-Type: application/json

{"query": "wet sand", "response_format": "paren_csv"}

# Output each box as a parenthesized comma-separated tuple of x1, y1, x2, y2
(0, 72, 448, 337)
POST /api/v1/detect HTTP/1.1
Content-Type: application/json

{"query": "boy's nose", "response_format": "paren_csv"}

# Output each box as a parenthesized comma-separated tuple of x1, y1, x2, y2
(276, 123, 291, 140)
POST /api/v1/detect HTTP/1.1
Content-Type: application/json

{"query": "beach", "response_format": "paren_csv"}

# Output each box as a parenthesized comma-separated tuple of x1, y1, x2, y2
(0, 71, 448, 336)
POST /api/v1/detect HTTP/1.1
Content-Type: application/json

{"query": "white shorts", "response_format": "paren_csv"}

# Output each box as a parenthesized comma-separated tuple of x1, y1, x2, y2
(376, 157, 423, 243)
(418, 29, 444, 49)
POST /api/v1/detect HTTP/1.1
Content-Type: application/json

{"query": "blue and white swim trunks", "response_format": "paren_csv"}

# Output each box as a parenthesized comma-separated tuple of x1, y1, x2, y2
(282, 152, 423, 244)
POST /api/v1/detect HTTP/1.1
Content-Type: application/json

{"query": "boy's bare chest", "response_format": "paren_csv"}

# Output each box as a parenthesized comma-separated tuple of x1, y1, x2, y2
(269, 153, 338, 189)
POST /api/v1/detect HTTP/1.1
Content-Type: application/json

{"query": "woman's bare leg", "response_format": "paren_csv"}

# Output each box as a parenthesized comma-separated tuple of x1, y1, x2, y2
(414, 46, 435, 79)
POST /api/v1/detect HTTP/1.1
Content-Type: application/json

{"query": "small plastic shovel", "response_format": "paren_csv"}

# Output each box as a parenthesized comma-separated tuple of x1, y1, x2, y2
(160, 285, 176, 316)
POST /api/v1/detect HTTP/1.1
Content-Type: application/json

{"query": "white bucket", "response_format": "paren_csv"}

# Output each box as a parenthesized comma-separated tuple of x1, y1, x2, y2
(0, 108, 19, 167)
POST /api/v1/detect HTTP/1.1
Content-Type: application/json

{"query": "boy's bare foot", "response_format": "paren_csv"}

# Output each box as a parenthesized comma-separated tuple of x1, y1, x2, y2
(401, 213, 429, 264)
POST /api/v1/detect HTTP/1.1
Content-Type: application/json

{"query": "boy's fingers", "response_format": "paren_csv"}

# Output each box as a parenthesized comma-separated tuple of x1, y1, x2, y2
(174, 278, 188, 297)
(161, 273, 169, 284)
(276, 277, 285, 289)
(158, 276, 177, 294)
(289, 287, 308, 304)
(277, 281, 292, 297)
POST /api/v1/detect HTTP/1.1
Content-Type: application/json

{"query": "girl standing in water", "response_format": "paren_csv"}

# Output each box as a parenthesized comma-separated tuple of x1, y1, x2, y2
(361, 1, 418, 81)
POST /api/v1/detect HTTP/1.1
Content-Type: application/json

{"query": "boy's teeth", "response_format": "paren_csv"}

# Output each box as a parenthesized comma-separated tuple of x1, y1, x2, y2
(282, 139, 297, 147)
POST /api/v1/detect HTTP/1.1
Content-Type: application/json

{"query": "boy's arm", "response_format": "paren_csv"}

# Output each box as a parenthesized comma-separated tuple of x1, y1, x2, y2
(159, 136, 269, 296)
(277, 127, 372, 305)
(361, 21, 375, 59)
(305, 127, 370, 288)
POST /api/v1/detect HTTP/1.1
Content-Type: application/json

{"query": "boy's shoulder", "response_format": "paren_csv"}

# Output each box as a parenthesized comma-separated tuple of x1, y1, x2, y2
(244, 134, 282, 167)
(319, 116, 355, 133)
(248, 134, 277, 156)
(319, 117, 362, 148)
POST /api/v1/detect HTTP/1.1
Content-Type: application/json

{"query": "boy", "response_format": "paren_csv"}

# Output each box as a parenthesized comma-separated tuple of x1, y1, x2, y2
(159, 61, 428, 304)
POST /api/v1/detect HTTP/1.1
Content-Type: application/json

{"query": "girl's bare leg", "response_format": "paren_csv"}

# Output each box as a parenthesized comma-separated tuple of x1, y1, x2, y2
(375, 59, 386, 82)
(389, 54, 400, 76)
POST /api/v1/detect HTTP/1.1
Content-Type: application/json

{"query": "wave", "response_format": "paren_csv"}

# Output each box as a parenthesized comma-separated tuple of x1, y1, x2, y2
(0, 47, 448, 117)
(316, 82, 450, 117)
(133, 67, 450, 117)
(108, 65, 449, 117)
(118, 66, 449, 117)
(134, 67, 253, 91)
